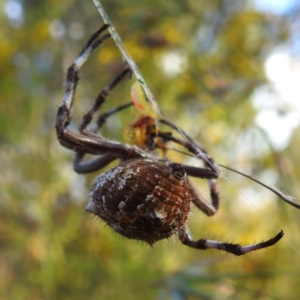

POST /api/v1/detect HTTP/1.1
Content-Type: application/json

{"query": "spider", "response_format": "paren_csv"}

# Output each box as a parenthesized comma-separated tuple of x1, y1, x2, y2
(56, 24, 284, 256)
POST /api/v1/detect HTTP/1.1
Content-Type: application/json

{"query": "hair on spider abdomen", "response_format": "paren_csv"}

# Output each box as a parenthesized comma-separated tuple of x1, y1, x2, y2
(86, 158, 192, 246)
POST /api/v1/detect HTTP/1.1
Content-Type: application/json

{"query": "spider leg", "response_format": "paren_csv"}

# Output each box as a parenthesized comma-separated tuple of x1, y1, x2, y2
(73, 152, 117, 174)
(79, 68, 132, 132)
(188, 179, 219, 216)
(74, 100, 133, 174)
(91, 102, 133, 133)
(158, 130, 220, 217)
(62, 24, 111, 115)
(178, 226, 284, 256)
(56, 26, 141, 169)
(182, 166, 219, 216)
(158, 119, 216, 171)
(56, 25, 111, 132)
(71, 45, 132, 174)
(73, 102, 133, 174)
(57, 127, 141, 158)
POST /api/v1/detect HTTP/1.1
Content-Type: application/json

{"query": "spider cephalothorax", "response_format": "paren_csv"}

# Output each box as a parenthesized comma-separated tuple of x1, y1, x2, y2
(123, 116, 157, 149)
(56, 24, 285, 256)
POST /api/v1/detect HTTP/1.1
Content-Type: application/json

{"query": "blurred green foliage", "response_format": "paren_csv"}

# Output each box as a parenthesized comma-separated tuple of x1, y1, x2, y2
(1, 0, 300, 299)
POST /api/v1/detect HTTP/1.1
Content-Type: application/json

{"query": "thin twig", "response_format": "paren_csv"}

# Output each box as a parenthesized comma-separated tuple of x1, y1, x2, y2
(92, 0, 158, 113)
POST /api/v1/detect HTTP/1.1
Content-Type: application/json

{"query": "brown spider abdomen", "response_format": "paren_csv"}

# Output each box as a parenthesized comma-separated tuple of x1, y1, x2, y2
(86, 158, 192, 245)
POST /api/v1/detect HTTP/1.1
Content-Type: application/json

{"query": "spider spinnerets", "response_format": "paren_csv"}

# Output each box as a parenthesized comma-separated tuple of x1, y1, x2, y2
(56, 24, 285, 256)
